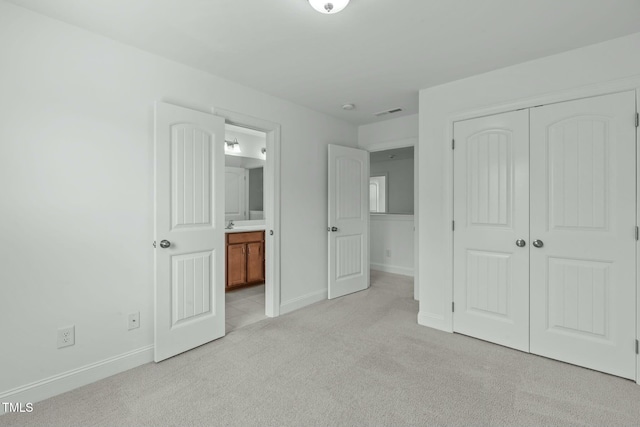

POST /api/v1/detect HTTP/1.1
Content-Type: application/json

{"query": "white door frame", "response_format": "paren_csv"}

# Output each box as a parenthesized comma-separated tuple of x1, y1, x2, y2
(442, 78, 640, 383)
(214, 108, 281, 317)
(366, 138, 419, 300)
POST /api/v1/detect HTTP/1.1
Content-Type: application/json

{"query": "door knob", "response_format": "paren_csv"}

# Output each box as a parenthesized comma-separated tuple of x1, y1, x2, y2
(331, 226, 339, 232)
(515, 239, 526, 247)
(532, 239, 544, 248)
(159, 240, 171, 249)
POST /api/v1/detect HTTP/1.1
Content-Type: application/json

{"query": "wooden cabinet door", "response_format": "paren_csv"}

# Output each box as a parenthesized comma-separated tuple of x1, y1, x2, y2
(246, 242, 264, 283)
(227, 243, 246, 287)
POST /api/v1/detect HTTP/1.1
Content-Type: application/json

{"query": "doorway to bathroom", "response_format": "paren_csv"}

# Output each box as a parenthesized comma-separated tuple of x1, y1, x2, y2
(224, 124, 268, 331)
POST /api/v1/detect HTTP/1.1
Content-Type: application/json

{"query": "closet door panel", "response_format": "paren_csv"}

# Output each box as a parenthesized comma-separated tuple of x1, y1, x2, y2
(530, 91, 636, 379)
(453, 109, 530, 352)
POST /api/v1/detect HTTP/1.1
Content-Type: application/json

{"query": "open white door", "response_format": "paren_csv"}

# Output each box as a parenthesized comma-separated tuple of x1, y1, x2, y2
(154, 102, 225, 362)
(328, 144, 369, 299)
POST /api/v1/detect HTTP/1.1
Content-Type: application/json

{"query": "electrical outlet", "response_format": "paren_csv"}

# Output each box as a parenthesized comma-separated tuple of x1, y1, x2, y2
(128, 312, 140, 330)
(386, 249, 391, 258)
(57, 326, 75, 349)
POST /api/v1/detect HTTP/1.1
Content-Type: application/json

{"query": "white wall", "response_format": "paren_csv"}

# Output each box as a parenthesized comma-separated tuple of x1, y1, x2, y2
(358, 114, 418, 148)
(225, 127, 266, 161)
(370, 215, 414, 276)
(224, 156, 265, 170)
(419, 32, 640, 332)
(0, 1, 357, 401)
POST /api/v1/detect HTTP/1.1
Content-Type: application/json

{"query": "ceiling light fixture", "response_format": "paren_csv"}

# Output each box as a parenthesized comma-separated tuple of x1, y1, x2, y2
(342, 103, 356, 110)
(225, 138, 241, 154)
(308, 0, 350, 14)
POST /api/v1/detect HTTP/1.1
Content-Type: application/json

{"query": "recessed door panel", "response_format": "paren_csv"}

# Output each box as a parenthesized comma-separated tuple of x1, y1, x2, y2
(336, 157, 363, 220)
(171, 126, 212, 229)
(546, 257, 610, 340)
(453, 109, 530, 352)
(548, 117, 608, 231)
(530, 91, 636, 379)
(465, 250, 511, 320)
(171, 251, 213, 326)
(336, 234, 363, 280)
(467, 131, 512, 227)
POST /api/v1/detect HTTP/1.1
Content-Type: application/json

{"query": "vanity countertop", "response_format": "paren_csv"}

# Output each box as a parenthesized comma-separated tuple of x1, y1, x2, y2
(224, 225, 266, 234)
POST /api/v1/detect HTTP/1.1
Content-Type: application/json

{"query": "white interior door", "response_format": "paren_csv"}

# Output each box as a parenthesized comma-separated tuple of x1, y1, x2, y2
(154, 102, 225, 362)
(530, 91, 637, 379)
(225, 166, 247, 221)
(328, 144, 369, 299)
(453, 110, 530, 352)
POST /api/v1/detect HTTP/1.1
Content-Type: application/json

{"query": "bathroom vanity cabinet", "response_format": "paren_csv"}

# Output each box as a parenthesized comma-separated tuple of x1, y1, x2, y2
(226, 230, 265, 290)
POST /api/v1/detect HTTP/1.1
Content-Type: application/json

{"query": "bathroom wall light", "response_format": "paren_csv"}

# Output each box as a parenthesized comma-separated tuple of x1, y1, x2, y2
(225, 138, 241, 153)
(308, 0, 350, 14)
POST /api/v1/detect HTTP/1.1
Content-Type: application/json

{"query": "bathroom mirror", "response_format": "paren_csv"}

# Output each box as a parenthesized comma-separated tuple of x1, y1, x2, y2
(370, 147, 414, 215)
(225, 155, 265, 222)
(224, 124, 267, 225)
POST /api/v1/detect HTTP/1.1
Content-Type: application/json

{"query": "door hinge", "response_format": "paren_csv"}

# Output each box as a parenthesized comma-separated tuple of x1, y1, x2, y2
(452, 220, 455, 231)
(452, 302, 455, 312)
(451, 139, 455, 150)
(636, 226, 639, 241)
(636, 112, 639, 128)
(153, 241, 156, 248)
(636, 339, 639, 355)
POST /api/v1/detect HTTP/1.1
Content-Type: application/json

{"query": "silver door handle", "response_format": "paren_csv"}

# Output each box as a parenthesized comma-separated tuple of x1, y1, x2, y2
(515, 239, 526, 247)
(159, 240, 171, 249)
(532, 239, 544, 248)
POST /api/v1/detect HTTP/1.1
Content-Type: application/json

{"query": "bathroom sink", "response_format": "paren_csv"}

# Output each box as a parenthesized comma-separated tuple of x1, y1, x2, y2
(225, 225, 266, 233)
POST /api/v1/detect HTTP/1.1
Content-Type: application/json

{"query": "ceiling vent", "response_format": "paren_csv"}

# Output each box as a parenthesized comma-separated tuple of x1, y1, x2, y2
(373, 108, 403, 117)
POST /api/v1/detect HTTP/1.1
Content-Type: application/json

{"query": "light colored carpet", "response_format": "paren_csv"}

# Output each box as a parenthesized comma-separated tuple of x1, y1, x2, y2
(3, 271, 640, 427)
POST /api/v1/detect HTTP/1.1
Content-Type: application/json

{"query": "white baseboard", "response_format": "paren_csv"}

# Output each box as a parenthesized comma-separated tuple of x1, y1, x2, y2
(280, 289, 327, 315)
(0, 345, 154, 411)
(417, 311, 452, 333)
(371, 263, 414, 277)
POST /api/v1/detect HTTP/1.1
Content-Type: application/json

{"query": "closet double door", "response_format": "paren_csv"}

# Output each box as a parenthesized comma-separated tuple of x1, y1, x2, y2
(453, 91, 637, 379)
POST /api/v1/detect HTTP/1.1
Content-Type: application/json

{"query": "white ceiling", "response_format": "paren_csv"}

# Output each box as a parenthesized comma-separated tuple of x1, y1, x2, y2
(8, 0, 640, 124)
